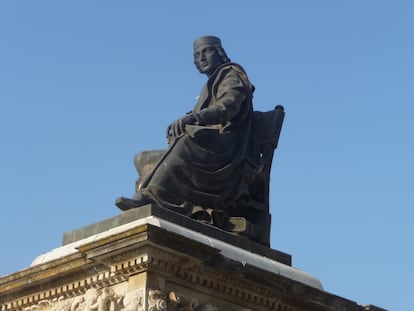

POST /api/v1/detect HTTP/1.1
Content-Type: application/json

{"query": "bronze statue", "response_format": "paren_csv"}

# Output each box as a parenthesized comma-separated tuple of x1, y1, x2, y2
(116, 36, 284, 246)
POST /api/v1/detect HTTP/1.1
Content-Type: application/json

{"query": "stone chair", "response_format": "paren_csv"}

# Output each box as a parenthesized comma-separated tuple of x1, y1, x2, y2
(133, 105, 285, 246)
(241, 105, 285, 245)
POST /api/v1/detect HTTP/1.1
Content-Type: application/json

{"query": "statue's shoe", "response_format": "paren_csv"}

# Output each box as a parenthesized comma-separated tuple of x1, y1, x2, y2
(115, 195, 151, 211)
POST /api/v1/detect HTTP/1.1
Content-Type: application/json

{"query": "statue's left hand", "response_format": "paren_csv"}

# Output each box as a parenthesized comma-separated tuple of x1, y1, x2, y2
(167, 113, 197, 139)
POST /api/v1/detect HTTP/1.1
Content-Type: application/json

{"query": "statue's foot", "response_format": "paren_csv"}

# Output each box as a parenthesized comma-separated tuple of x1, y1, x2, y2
(190, 206, 212, 224)
(115, 194, 151, 211)
(225, 217, 260, 240)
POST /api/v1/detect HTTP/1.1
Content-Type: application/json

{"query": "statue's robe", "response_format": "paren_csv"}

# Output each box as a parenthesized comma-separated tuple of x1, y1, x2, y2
(139, 62, 256, 213)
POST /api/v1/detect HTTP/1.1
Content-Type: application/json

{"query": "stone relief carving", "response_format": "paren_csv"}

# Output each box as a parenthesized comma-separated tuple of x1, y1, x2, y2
(148, 290, 167, 311)
(71, 288, 123, 311)
(168, 291, 217, 311)
(24, 297, 72, 311)
(121, 290, 144, 311)
(168, 291, 194, 311)
(22, 287, 258, 311)
(23, 287, 131, 311)
(51, 297, 72, 311)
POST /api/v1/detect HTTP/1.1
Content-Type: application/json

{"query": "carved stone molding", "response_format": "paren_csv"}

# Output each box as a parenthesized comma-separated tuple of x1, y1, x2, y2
(1, 218, 382, 311)
(96, 244, 282, 310)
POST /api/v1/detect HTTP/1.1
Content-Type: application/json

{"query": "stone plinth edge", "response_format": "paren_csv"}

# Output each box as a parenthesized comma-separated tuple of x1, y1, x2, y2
(62, 204, 291, 266)
(1, 214, 387, 311)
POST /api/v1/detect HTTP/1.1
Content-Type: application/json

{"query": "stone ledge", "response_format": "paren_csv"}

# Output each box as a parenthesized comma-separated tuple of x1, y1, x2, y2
(31, 217, 322, 291)
(62, 204, 292, 266)
(1, 214, 386, 311)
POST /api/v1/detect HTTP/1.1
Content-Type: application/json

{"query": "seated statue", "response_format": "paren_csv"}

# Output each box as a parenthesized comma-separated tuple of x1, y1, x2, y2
(116, 36, 284, 246)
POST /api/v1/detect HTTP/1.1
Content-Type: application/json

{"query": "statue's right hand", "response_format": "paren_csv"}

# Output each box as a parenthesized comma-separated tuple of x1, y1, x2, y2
(166, 113, 197, 139)
(166, 119, 182, 138)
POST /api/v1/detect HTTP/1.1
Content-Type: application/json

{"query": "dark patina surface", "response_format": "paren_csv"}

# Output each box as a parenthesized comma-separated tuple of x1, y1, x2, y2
(116, 36, 284, 246)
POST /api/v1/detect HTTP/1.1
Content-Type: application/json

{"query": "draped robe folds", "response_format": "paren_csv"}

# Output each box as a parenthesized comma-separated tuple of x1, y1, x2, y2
(139, 62, 257, 214)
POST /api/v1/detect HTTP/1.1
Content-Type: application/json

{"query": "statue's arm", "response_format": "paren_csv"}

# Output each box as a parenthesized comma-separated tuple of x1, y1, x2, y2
(194, 68, 249, 126)
(167, 67, 250, 139)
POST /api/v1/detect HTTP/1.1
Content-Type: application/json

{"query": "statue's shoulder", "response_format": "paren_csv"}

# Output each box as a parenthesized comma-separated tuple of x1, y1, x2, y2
(217, 62, 246, 75)
(211, 63, 251, 87)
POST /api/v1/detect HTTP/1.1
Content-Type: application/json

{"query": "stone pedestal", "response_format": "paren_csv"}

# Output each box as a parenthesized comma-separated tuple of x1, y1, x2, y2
(0, 205, 386, 311)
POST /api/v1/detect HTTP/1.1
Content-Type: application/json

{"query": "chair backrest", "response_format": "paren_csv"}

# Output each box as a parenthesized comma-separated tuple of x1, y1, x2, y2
(253, 105, 285, 173)
(241, 106, 285, 246)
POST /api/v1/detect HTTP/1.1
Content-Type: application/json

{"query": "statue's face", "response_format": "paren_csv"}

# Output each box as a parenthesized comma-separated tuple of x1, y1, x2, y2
(194, 46, 223, 76)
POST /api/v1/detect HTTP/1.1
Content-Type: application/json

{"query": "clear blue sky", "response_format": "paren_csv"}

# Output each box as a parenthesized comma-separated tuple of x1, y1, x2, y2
(1, 1, 412, 310)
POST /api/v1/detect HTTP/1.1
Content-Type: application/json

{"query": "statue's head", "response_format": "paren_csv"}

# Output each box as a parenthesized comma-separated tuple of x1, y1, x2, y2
(193, 36, 230, 76)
